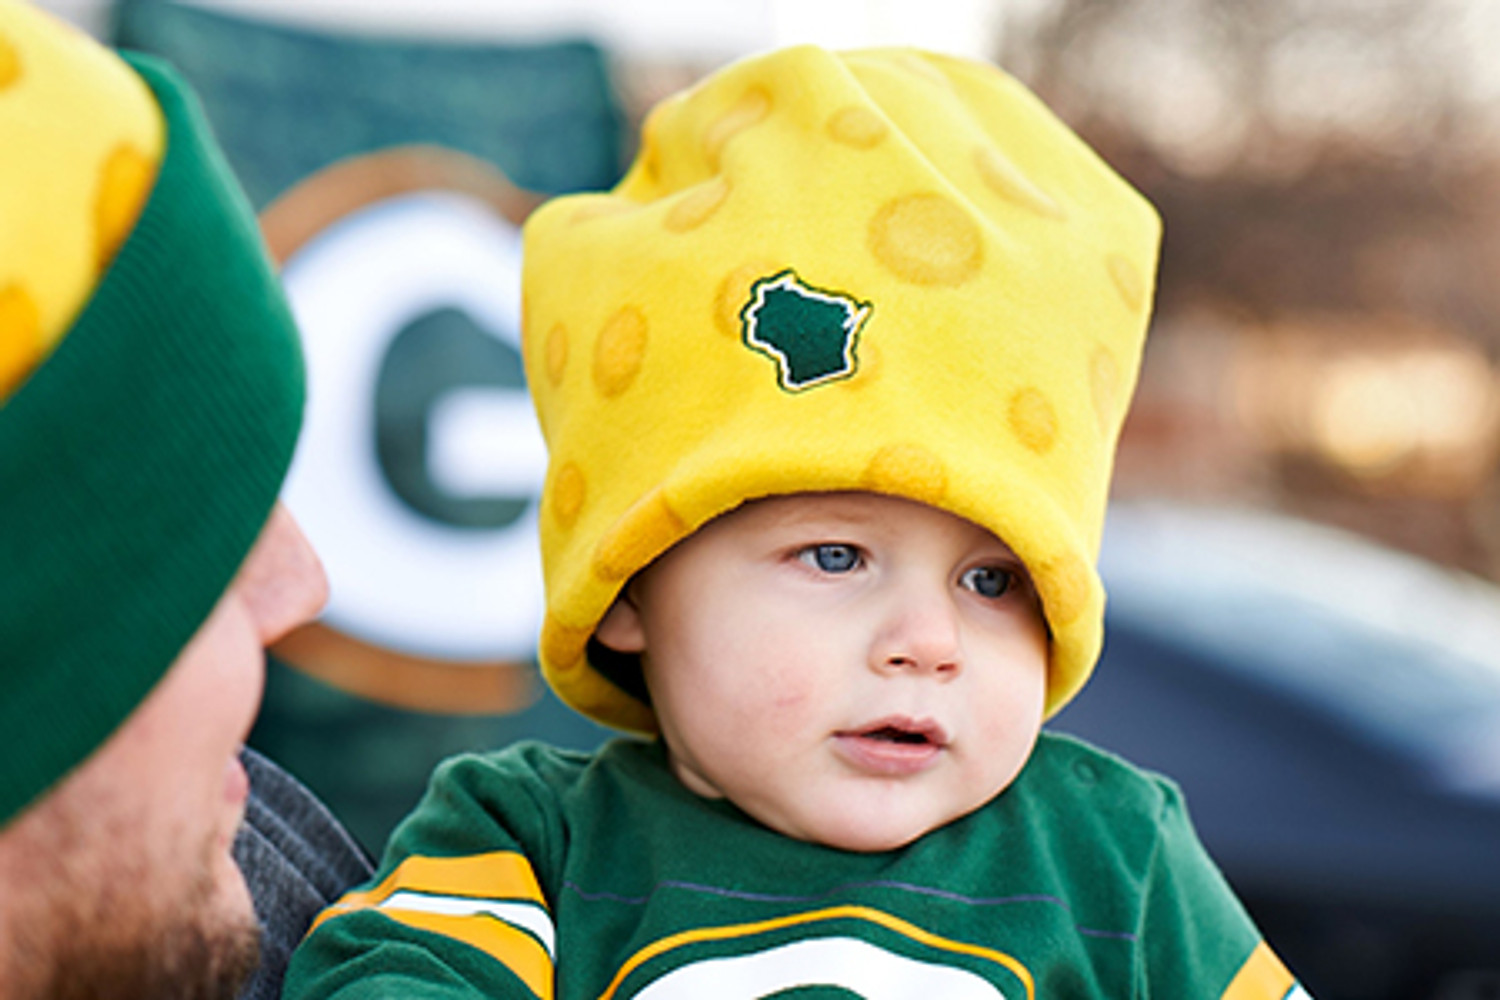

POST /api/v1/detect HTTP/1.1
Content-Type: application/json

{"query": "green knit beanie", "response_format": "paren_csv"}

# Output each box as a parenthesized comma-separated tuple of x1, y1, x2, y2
(0, 15, 305, 827)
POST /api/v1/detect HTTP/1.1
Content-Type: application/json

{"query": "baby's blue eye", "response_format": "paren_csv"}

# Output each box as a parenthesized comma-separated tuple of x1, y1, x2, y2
(801, 544, 861, 573)
(962, 566, 1013, 599)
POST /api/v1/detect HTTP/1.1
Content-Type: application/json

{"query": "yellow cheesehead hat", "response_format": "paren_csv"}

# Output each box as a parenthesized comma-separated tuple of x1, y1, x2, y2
(522, 44, 1161, 733)
(0, 0, 162, 395)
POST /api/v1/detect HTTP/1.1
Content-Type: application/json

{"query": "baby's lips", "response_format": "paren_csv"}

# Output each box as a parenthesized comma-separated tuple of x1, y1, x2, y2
(832, 721, 948, 776)
(840, 715, 949, 747)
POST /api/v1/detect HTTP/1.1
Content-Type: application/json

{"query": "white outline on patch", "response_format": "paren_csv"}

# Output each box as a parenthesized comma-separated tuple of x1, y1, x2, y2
(740, 269, 872, 392)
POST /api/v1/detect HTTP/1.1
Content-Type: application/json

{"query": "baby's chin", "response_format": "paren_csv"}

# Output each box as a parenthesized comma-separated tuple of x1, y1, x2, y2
(811, 826, 933, 854)
(752, 802, 975, 854)
(668, 753, 995, 852)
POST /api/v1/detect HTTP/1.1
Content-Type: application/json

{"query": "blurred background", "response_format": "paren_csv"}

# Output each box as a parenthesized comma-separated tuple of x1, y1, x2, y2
(40, 0, 1500, 995)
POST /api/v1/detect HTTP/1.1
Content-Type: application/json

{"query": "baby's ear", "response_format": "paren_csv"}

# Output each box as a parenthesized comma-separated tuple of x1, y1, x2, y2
(595, 588, 646, 653)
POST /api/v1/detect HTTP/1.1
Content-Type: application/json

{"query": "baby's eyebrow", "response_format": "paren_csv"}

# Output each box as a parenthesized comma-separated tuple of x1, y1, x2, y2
(761, 504, 883, 532)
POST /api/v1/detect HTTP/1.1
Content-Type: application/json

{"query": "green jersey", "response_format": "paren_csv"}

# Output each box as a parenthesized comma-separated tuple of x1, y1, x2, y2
(285, 733, 1304, 999)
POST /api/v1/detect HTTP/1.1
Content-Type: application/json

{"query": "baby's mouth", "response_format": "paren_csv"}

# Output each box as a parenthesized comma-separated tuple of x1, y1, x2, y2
(842, 717, 948, 746)
(861, 724, 937, 745)
(833, 717, 949, 774)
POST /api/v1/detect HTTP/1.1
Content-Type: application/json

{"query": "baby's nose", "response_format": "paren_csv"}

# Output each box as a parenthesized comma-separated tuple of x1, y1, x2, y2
(870, 591, 962, 677)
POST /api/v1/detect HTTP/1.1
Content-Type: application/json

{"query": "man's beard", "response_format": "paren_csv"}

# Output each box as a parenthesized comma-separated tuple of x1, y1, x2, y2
(5, 794, 261, 1000)
(27, 882, 261, 1000)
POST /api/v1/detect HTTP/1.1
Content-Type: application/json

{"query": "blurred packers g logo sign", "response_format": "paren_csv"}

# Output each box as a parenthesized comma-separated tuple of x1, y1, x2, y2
(263, 148, 543, 714)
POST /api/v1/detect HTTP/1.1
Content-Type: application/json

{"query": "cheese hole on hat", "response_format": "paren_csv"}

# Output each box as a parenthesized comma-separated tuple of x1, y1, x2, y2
(664, 177, 730, 233)
(0, 31, 21, 89)
(827, 105, 888, 149)
(546, 322, 570, 386)
(1090, 346, 1123, 437)
(862, 443, 949, 506)
(975, 146, 1064, 219)
(94, 143, 156, 272)
(1009, 386, 1059, 455)
(0, 283, 42, 399)
(593, 306, 649, 398)
(868, 193, 983, 287)
(887, 51, 950, 87)
(593, 490, 687, 583)
(569, 198, 635, 226)
(1107, 253, 1147, 313)
(541, 615, 591, 673)
(550, 461, 587, 530)
(715, 259, 782, 339)
(703, 86, 772, 170)
(1037, 550, 1091, 627)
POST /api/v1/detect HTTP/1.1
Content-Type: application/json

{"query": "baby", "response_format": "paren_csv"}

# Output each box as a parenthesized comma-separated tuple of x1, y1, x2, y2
(286, 44, 1307, 999)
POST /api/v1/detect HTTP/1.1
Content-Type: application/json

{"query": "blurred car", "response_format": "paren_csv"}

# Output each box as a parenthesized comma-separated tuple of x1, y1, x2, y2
(1052, 503, 1500, 1000)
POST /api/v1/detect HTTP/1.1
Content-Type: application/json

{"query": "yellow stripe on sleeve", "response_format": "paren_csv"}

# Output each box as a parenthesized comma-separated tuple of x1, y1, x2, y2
(371, 908, 553, 1000)
(316, 850, 547, 918)
(308, 851, 554, 999)
(1222, 942, 1298, 1000)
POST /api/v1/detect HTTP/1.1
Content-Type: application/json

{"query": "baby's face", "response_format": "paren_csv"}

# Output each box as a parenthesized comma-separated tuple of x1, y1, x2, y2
(596, 491, 1049, 852)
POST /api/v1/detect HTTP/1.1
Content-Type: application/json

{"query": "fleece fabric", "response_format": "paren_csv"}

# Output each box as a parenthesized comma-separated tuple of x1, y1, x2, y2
(285, 734, 1302, 999)
(521, 45, 1161, 732)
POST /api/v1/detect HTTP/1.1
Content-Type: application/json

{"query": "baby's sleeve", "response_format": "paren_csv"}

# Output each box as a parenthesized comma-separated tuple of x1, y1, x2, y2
(1136, 779, 1311, 1000)
(282, 748, 565, 1000)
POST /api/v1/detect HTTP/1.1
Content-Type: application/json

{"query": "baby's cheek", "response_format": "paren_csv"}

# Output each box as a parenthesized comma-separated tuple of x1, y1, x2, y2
(771, 686, 811, 713)
(755, 670, 824, 733)
(768, 683, 816, 722)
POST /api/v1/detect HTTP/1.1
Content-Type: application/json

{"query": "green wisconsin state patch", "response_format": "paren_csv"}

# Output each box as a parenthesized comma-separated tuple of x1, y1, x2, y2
(740, 270, 872, 392)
